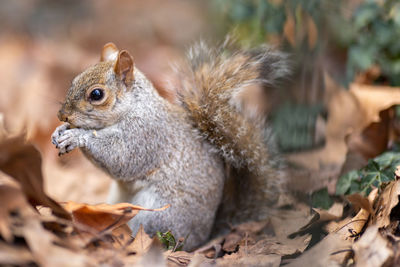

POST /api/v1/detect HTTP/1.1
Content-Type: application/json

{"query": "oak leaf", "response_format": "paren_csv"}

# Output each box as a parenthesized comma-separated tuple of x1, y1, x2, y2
(63, 201, 169, 232)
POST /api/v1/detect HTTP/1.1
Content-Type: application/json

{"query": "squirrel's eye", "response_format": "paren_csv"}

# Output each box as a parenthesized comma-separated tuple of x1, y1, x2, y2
(89, 88, 104, 101)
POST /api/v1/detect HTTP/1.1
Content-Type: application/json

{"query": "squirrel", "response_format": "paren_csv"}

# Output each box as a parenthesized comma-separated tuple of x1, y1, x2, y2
(51, 40, 289, 250)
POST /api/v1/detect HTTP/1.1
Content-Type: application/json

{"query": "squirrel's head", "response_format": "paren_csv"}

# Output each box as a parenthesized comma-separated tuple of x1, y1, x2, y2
(58, 43, 135, 129)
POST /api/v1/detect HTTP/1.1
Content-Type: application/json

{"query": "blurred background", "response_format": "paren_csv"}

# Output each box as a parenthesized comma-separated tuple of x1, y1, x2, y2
(1, 0, 400, 206)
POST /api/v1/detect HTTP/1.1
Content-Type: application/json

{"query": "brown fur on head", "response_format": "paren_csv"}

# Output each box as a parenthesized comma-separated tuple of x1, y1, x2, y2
(58, 43, 135, 129)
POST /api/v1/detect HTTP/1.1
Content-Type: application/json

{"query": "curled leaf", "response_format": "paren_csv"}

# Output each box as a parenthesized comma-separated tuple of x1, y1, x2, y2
(63, 202, 169, 232)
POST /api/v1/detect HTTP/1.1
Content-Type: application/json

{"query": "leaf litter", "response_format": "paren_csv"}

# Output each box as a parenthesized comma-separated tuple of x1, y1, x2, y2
(2, 20, 400, 267)
(0, 121, 319, 266)
(4, 122, 400, 266)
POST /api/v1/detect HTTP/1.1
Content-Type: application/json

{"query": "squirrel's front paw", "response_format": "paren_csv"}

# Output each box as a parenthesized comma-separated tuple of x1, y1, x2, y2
(52, 126, 89, 156)
(51, 123, 70, 146)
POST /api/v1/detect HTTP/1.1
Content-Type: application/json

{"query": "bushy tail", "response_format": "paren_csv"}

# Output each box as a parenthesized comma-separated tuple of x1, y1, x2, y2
(174, 40, 289, 222)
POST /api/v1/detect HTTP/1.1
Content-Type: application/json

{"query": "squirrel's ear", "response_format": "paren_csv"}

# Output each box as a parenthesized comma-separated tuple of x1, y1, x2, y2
(101, 43, 119, 62)
(114, 50, 134, 86)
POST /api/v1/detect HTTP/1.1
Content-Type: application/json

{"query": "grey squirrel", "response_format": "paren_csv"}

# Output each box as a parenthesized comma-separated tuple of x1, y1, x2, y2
(51, 41, 289, 250)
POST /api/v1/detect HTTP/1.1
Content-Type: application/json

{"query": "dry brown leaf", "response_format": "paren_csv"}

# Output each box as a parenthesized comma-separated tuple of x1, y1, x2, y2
(110, 224, 133, 250)
(165, 250, 193, 267)
(270, 207, 317, 237)
(63, 201, 169, 232)
(197, 210, 311, 260)
(350, 83, 400, 127)
(306, 13, 318, 49)
(222, 232, 242, 252)
(0, 182, 28, 242)
(0, 242, 34, 266)
(287, 73, 360, 170)
(129, 224, 153, 255)
(187, 253, 213, 267)
(239, 234, 311, 257)
(21, 214, 95, 267)
(371, 180, 400, 228)
(285, 233, 351, 267)
(333, 188, 377, 242)
(347, 193, 373, 214)
(194, 235, 224, 259)
(287, 74, 400, 174)
(217, 253, 281, 267)
(334, 210, 369, 242)
(0, 135, 71, 220)
(314, 202, 344, 222)
(234, 220, 270, 234)
(268, 209, 313, 255)
(283, 11, 296, 47)
(221, 220, 270, 253)
(353, 226, 393, 267)
(135, 238, 166, 267)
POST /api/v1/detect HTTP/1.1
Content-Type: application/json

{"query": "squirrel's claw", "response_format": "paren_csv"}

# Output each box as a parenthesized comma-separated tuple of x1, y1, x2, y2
(52, 123, 74, 155)
(53, 127, 88, 155)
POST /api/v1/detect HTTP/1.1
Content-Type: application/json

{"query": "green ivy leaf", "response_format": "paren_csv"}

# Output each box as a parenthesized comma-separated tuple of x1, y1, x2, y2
(312, 188, 333, 210)
(336, 170, 359, 195)
(353, 3, 380, 30)
(337, 152, 400, 196)
(156, 230, 183, 251)
(348, 45, 376, 71)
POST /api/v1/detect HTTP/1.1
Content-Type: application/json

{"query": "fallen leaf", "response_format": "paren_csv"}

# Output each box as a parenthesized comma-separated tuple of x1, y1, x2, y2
(283, 11, 296, 47)
(221, 220, 270, 253)
(353, 226, 393, 267)
(239, 234, 312, 257)
(21, 213, 94, 267)
(110, 224, 133, 250)
(222, 232, 242, 252)
(187, 253, 213, 267)
(285, 233, 351, 267)
(287, 75, 400, 173)
(135, 238, 166, 267)
(0, 181, 28, 242)
(314, 202, 344, 222)
(306, 14, 318, 49)
(350, 83, 400, 128)
(0, 242, 34, 266)
(129, 224, 153, 255)
(217, 253, 281, 267)
(333, 188, 377, 242)
(286, 73, 360, 170)
(63, 201, 169, 232)
(371, 180, 400, 228)
(194, 235, 224, 259)
(268, 208, 313, 255)
(165, 250, 193, 267)
(270, 207, 317, 237)
(0, 135, 71, 220)
(347, 193, 373, 214)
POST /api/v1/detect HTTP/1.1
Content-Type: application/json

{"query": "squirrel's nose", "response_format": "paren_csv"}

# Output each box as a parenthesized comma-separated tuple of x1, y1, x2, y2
(57, 110, 69, 122)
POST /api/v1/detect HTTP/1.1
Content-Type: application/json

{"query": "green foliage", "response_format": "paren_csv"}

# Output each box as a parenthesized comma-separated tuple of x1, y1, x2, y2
(213, 0, 400, 85)
(156, 230, 183, 251)
(272, 103, 325, 151)
(336, 151, 400, 196)
(311, 188, 333, 210)
(346, 1, 400, 85)
(211, 0, 324, 47)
